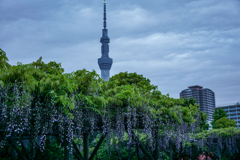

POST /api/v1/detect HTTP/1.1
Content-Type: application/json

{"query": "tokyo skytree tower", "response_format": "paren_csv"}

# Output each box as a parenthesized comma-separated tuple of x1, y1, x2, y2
(98, 0, 113, 81)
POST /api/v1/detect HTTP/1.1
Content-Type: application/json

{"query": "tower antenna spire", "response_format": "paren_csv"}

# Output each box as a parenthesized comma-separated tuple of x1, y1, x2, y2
(103, 0, 107, 29)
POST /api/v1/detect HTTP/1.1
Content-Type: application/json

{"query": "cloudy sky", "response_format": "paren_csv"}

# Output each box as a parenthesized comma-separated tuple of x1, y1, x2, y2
(0, 0, 240, 106)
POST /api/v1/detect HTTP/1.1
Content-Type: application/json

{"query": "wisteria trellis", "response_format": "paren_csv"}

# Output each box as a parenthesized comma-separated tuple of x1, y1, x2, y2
(1, 56, 240, 160)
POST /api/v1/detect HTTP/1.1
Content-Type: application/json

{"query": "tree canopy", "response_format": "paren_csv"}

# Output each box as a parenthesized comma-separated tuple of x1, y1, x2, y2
(214, 117, 236, 129)
(211, 108, 228, 128)
(0, 50, 211, 160)
(109, 71, 157, 92)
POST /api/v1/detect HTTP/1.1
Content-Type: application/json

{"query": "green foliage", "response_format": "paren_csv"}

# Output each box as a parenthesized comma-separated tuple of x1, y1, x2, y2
(0, 48, 11, 72)
(180, 97, 210, 131)
(0, 144, 17, 160)
(0, 55, 104, 118)
(104, 84, 143, 109)
(213, 117, 236, 129)
(35, 137, 64, 160)
(211, 108, 228, 128)
(0, 138, 64, 160)
(109, 71, 157, 92)
(0, 51, 209, 159)
(194, 127, 240, 139)
(181, 97, 209, 131)
(31, 56, 64, 75)
(87, 132, 143, 160)
(181, 127, 240, 160)
(199, 111, 209, 131)
(107, 72, 202, 126)
(182, 97, 198, 108)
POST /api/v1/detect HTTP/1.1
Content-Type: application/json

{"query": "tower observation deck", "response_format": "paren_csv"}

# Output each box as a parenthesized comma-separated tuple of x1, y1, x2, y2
(98, 0, 113, 81)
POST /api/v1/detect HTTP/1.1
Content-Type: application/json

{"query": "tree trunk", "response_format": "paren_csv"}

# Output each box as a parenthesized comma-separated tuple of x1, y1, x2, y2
(131, 131, 154, 160)
(83, 133, 89, 160)
(217, 145, 222, 160)
(89, 133, 107, 160)
(73, 141, 84, 160)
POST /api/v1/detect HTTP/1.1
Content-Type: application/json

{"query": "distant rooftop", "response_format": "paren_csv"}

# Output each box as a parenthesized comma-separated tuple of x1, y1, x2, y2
(188, 85, 203, 89)
(216, 102, 240, 108)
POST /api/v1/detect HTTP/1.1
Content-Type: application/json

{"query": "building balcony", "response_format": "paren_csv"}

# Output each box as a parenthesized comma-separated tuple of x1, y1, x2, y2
(228, 115, 238, 118)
